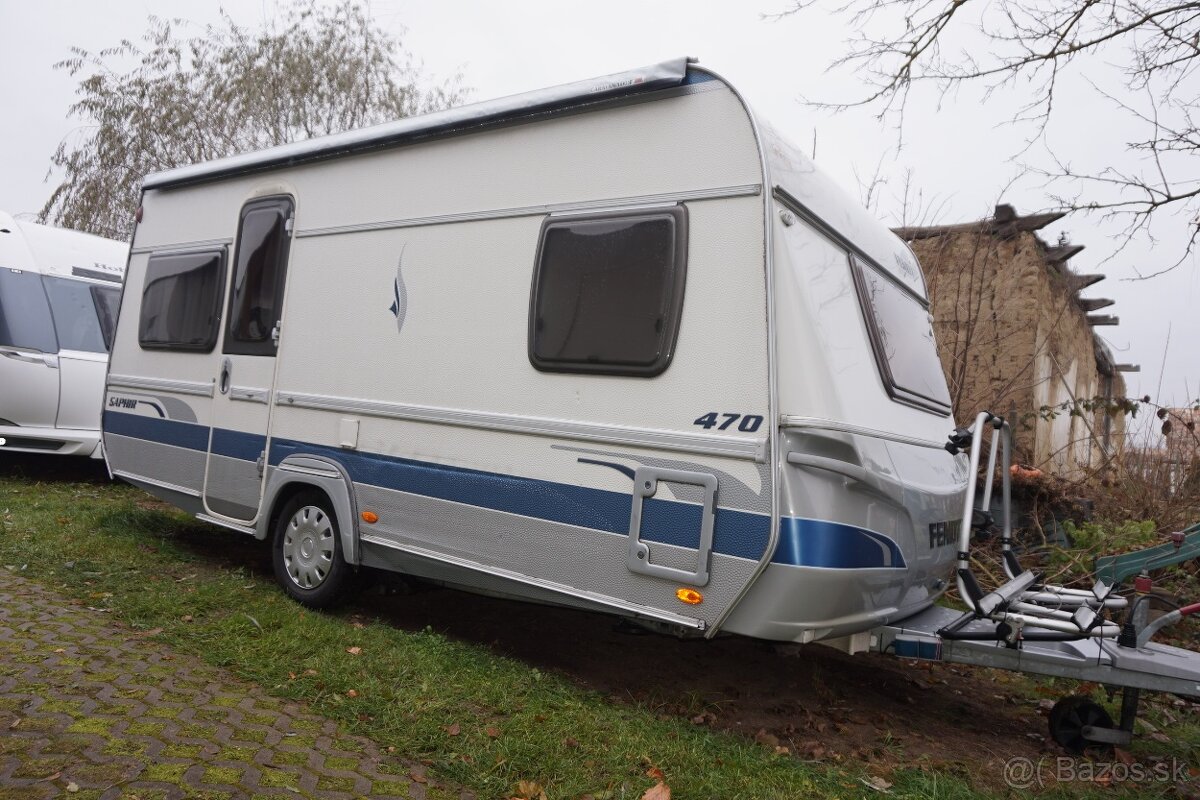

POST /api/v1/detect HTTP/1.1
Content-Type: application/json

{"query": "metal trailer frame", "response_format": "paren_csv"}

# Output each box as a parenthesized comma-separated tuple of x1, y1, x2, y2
(869, 412, 1200, 750)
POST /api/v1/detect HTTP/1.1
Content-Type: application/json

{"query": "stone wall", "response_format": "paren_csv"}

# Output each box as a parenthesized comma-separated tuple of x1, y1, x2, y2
(903, 213, 1126, 479)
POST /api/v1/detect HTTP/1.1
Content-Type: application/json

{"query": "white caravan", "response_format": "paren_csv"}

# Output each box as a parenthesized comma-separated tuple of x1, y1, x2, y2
(102, 60, 1200, 749)
(0, 212, 126, 457)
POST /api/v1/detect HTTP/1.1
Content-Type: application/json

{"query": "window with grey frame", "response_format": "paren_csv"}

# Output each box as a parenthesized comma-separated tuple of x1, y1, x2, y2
(139, 250, 226, 351)
(528, 206, 688, 377)
(225, 197, 293, 357)
(850, 254, 953, 415)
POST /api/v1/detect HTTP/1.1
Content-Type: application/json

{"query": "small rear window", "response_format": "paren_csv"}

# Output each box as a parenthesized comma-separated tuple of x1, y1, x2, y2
(528, 207, 688, 376)
(851, 255, 952, 415)
(139, 250, 226, 351)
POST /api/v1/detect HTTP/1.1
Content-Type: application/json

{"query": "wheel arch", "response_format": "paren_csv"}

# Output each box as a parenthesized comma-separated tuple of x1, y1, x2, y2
(258, 455, 361, 566)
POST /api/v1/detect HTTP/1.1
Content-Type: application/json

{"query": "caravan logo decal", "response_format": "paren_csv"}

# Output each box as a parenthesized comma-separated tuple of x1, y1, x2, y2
(388, 245, 409, 334)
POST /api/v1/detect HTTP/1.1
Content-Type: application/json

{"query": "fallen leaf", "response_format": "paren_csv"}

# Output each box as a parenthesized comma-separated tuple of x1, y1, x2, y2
(646, 766, 665, 781)
(754, 729, 780, 748)
(346, 646, 362, 656)
(561, 736, 579, 748)
(641, 781, 670, 800)
(288, 672, 297, 681)
(486, 727, 501, 738)
(303, 669, 318, 676)
(181, 615, 193, 623)
(346, 689, 358, 698)
(129, 627, 164, 639)
(1114, 748, 1135, 765)
(410, 770, 427, 784)
(516, 779, 547, 800)
(861, 776, 892, 793)
(444, 723, 461, 736)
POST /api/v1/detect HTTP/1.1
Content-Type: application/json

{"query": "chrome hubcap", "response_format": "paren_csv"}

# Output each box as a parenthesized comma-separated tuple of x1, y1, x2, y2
(282, 505, 334, 590)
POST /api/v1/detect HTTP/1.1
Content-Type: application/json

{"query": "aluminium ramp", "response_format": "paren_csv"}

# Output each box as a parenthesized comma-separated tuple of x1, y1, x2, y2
(870, 605, 1200, 698)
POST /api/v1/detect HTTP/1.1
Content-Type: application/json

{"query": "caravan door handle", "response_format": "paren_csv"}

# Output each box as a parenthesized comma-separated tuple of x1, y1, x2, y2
(218, 358, 232, 395)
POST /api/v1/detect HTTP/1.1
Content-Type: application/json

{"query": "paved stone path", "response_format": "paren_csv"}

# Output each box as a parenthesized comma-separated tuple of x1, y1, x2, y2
(0, 571, 470, 799)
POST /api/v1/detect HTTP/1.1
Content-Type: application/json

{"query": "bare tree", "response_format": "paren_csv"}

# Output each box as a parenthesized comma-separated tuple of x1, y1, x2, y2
(41, 0, 467, 240)
(776, 0, 1200, 263)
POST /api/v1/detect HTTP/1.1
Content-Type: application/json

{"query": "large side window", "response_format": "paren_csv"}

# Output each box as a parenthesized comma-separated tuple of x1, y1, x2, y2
(850, 255, 952, 415)
(0, 268, 57, 353)
(225, 197, 293, 356)
(41, 276, 114, 353)
(139, 251, 226, 351)
(528, 207, 688, 376)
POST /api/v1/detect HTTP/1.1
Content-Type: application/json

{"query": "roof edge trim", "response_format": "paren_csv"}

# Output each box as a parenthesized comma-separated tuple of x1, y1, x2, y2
(143, 58, 695, 191)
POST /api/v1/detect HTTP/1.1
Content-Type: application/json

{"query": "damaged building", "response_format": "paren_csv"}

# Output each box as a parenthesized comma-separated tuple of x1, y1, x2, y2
(897, 204, 1137, 479)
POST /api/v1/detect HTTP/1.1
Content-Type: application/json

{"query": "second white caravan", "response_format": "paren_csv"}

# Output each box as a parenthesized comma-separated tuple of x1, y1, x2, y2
(102, 59, 967, 645)
(1, 212, 127, 457)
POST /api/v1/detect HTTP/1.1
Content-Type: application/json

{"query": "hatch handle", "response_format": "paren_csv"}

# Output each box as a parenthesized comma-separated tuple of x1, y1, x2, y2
(218, 357, 232, 395)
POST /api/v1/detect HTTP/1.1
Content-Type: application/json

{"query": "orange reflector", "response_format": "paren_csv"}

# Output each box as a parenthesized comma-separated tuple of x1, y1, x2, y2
(361, 511, 379, 524)
(676, 588, 703, 605)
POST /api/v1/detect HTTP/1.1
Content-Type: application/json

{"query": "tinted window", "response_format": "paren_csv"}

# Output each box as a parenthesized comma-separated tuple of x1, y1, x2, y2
(226, 198, 292, 356)
(529, 207, 688, 376)
(92, 285, 120, 351)
(139, 251, 225, 351)
(851, 256, 952, 414)
(42, 276, 113, 353)
(0, 268, 57, 353)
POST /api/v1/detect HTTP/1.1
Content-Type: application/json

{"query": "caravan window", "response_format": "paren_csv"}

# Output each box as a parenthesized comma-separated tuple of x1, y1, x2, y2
(0, 268, 57, 353)
(528, 207, 688, 376)
(225, 197, 293, 356)
(139, 251, 225, 351)
(42, 276, 119, 353)
(851, 255, 952, 415)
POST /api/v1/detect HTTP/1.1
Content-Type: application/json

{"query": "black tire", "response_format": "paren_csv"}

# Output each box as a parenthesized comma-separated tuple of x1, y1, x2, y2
(1048, 695, 1115, 755)
(271, 491, 352, 609)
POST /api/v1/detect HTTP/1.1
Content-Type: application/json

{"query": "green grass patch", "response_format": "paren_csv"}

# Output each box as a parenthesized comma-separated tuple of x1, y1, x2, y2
(1, 471, 1196, 798)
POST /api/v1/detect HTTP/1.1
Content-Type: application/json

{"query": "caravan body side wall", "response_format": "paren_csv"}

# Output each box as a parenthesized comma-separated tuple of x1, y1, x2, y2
(105, 78, 776, 630)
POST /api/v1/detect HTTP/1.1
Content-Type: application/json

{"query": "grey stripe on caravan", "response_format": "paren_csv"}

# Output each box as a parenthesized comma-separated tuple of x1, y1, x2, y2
(359, 532, 705, 630)
(295, 184, 763, 239)
(108, 374, 215, 397)
(276, 391, 767, 462)
(230, 386, 269, 404)
(130, 238, 233, 256)
(780, 415, 946, 450)
(111, 469, 201, 498)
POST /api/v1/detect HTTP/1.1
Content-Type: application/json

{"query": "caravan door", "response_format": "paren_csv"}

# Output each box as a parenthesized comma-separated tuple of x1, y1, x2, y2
(0, 268, 59, 431)
(202, 196, 293, 522)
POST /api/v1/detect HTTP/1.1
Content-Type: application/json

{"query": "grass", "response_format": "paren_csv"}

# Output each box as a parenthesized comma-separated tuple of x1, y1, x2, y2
(0, 464, 1196, 798)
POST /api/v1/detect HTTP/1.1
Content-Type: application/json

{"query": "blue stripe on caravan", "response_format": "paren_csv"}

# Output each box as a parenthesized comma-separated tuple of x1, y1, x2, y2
(103, 410, 209, 451)
(210, 427, 266, 462)
(102, 411, 909, 569)
(773, 517, 907, 569)
(270, 438, 771, 561)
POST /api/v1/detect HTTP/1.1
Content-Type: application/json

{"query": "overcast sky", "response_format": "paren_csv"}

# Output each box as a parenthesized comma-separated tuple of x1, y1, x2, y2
(2, 0, 1195, 412)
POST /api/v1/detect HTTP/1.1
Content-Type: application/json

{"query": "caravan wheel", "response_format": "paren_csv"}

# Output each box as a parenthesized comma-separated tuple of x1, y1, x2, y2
(272, 492, 351, 609)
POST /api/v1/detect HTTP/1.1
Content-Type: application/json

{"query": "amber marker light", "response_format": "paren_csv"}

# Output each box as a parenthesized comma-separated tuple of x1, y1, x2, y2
(361, 511, 379, 524)
(676, 588, 703, 605)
